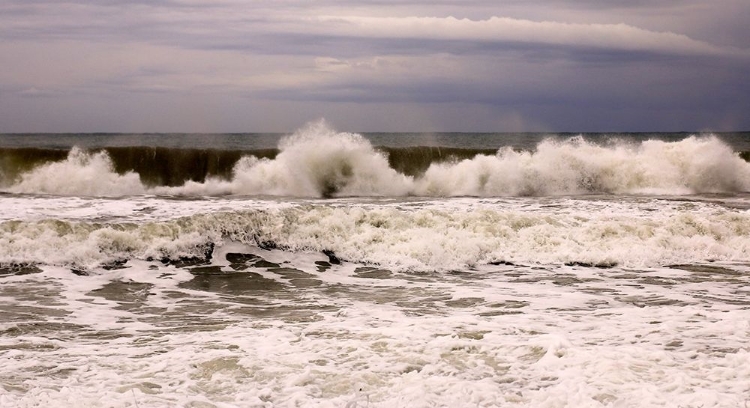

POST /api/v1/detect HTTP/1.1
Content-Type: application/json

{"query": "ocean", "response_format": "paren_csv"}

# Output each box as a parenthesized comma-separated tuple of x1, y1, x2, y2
(1, 122, 749, 407)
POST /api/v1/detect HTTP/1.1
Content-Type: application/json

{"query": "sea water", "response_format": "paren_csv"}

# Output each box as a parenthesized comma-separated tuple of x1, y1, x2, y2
(1, 123, 749, 407)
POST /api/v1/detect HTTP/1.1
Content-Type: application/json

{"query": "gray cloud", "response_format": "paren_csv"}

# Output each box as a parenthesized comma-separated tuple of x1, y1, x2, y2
(4, 2, 745, 58)
(0, 0, 748, 132)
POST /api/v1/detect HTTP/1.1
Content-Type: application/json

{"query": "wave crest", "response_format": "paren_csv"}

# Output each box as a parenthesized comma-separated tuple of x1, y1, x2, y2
(3, 124, 749, 197)
(8, 147, 146, 196)
(233, 121, 413, 197)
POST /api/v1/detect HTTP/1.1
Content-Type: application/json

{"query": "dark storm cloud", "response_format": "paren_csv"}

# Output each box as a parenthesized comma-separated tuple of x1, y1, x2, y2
(0, 0, 748, 132)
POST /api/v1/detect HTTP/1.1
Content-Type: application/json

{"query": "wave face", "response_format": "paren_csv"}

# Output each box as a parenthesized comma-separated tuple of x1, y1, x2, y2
(2, 200, 749, 271)
(2, 124, 750, 197)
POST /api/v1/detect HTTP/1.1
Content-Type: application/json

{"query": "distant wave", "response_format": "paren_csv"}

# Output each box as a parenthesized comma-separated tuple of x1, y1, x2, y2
(2, 124, 750, 197)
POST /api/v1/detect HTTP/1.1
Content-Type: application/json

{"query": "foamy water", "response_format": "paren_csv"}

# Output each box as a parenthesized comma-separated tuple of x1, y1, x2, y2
(2, 238, 749, 407)
(2, 126, 750, 407)
(2, 196, 750, 271)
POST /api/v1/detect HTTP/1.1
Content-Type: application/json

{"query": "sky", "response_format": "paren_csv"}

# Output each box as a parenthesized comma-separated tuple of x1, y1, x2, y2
(0, 0, 749, 133)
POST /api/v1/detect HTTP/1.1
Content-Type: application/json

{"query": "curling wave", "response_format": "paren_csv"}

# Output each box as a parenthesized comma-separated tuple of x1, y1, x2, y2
(2, 124, 750, 197)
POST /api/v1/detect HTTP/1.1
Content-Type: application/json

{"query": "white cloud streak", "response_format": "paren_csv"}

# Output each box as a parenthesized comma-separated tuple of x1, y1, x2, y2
(305, 15, 742, 57)
(0, 1, 748, 131)
(2, 2, 746, 58)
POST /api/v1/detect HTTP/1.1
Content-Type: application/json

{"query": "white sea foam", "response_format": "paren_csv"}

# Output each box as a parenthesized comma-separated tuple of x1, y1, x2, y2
(3, 125, 749, 197)
(2, 197, 749, 270)
(1, 259, 749, 407)
(5, 128, 750, 408)
(0, 195, 295, 223)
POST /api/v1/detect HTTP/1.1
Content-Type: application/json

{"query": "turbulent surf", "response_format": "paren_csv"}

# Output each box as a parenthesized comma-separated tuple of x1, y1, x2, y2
(1, 123, 749, 407)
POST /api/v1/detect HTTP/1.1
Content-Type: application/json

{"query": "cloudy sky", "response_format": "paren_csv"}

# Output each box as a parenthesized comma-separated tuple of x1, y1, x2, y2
(1, 0, 748, 132)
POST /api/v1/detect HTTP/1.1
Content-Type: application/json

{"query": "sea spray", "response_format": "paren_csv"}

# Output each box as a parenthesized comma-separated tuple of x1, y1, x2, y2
(3, 125, 749, 197)
(228, 122, 413, 197)
(8, 147, 146, 196)
(415, 136, 750, 196)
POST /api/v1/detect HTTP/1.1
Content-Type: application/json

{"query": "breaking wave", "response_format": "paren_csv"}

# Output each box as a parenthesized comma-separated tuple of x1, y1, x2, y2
(2, 123, 750, 197)
(2, 203, 750, 271)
